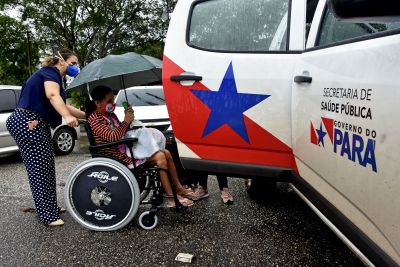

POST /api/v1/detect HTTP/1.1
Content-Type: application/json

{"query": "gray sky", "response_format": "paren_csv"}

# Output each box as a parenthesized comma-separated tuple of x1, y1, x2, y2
(1, 7, 20, 19)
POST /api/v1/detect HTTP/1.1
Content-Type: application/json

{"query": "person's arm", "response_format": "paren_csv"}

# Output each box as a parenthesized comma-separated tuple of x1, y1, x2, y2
(44, 81, 78, 127)
(66, 104, 85, 119)
(88, 113, 130, 142)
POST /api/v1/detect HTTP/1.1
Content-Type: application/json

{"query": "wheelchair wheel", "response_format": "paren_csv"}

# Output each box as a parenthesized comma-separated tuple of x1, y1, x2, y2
(138, 211, 158, 230)
(65, 158, 141, 231)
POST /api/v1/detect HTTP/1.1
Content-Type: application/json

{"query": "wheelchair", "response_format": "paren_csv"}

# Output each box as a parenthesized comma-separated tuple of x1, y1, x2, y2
(64, 121, 185, 231)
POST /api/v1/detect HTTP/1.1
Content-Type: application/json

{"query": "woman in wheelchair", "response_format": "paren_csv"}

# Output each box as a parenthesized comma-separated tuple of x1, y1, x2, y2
(86, 85, 195, 207)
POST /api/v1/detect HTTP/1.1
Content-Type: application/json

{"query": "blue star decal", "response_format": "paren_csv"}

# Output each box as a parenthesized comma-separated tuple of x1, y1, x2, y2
(190, 62, 270, 143)
(316, 123, 327, 147)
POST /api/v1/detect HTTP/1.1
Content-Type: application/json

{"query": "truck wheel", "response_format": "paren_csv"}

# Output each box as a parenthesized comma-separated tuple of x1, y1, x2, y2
(245, 178, 277, 200)
(53, 128, 75, 155)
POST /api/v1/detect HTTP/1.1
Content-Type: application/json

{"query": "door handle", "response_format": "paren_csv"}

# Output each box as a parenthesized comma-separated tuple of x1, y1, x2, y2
(170, 75, 203, 82)
(294, 75, 312, 83)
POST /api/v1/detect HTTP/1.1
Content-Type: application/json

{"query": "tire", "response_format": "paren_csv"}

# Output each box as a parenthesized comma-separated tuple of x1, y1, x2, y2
(53, 128, 75, 155)
(138, 211, 158, 230)
(245, 178, 277, 200)
(65, 158, 141, 231)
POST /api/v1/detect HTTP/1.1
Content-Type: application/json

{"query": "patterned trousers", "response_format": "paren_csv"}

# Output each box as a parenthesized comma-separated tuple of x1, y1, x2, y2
(6, 109, 60, 224)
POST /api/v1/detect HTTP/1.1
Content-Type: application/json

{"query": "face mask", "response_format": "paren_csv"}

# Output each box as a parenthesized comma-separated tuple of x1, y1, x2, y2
(66, 64, 80, 77)
(56, 51, 80, 77)
(101, 101, 116, 113)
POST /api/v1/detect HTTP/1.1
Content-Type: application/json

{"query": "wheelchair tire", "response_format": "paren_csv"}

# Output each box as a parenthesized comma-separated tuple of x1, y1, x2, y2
(65, 157, 141, 231)
(138, 211, 158, 230)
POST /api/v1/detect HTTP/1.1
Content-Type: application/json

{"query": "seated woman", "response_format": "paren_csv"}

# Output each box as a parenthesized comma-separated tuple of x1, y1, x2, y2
(86, 85, 195, 207)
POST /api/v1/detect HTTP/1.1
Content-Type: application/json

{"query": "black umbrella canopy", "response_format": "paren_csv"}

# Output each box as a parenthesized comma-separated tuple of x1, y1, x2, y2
(67, 52, 162, 94)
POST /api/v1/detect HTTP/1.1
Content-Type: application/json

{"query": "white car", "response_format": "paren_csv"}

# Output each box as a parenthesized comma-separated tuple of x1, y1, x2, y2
(114, 85, 171, 132)
(0, 85, 80, 156)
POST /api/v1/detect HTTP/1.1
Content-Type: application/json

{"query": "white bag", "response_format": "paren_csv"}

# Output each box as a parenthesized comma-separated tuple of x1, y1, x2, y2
(125, 125, 166, 160)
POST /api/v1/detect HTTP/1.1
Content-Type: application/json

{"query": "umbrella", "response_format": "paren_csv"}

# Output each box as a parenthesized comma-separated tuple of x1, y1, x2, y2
(67, 52, 162, 101)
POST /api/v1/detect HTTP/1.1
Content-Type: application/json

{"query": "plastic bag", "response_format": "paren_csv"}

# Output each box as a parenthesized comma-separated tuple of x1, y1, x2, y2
(125, 126, 166, 160)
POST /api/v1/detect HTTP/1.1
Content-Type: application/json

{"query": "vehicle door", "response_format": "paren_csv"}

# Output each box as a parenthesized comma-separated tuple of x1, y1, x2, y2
(163, 0, 306, 170)
(292, 0, 400, 264)
(0, 89, 18, 149)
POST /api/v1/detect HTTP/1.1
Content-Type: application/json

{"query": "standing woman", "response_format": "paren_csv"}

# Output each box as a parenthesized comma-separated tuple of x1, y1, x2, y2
(6, 48, 85, 227)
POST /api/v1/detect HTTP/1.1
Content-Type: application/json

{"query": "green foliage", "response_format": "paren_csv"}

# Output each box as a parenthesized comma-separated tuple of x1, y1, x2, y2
(16, 0, 167, 66)
(112, 40, 165, 60)
(67, 91, 88, 111)
(0, 15, 39, 85)
(0, 0, 178, 85)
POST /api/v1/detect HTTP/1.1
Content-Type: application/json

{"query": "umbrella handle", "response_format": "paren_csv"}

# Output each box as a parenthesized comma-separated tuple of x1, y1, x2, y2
(121, 76, 130, 107)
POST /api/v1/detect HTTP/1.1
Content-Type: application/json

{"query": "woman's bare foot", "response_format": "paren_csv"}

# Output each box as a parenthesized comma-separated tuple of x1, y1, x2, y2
(165, 195, 194, 207)
(177, 188, 197, 200)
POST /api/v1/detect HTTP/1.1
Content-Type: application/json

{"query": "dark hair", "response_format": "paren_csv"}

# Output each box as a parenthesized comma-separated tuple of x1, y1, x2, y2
(42, 48, 77, 67)
(85, 85, 113, 118)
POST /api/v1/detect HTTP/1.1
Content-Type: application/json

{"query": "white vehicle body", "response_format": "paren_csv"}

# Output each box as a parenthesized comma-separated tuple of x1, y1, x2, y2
(114, 86, 171, 132)
(163, 0, 400, 265)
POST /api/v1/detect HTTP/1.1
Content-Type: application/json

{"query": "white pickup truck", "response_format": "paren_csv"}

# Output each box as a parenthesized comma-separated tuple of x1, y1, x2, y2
(162, 0, 400, 266)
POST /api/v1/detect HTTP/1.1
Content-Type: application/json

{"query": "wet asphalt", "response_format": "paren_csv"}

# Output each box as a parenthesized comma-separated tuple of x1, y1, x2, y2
(0, 152, 364, 267)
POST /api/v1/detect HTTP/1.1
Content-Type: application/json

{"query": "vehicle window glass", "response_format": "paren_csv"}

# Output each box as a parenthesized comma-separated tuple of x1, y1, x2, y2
(115, 89, 165, 107)
(317, 9, 400, 46)
(14, 90, 21, 102)
(306, 0, 319, 42)
(188, 0, 289, 52)
(0, 90, 16, 113)
(0, 90, 17, 112)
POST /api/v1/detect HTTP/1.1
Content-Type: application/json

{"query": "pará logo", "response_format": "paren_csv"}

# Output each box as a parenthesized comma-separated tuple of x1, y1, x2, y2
(311, 117, 377, 172)
(87, 171, 118, 183)
(86, 209, 116, 221)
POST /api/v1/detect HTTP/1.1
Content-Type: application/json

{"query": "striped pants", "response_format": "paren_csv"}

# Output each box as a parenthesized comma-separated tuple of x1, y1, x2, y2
(6, 109, 60, 224)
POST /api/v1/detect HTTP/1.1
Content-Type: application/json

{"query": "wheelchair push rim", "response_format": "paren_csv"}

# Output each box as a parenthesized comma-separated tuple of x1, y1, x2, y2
(65, 158, 141, 231)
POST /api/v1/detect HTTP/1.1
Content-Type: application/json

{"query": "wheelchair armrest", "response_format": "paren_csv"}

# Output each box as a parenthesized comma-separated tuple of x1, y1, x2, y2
(89, 137, 138, 150)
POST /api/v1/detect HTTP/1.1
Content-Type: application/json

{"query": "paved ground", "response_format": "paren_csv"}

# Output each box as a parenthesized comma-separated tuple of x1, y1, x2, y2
(0, 152, 364, 267)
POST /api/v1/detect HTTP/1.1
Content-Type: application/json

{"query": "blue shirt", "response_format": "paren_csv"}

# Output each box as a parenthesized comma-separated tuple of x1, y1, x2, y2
(17, 66, 66, 128)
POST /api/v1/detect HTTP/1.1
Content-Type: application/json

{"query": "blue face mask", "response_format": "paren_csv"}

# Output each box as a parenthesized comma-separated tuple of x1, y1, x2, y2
(66, 64, 80, 77)
(56, 51, 80, 77)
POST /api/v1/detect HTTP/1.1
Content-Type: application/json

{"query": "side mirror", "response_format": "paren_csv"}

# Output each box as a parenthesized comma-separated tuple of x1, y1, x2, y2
(327, 0, 400, 22)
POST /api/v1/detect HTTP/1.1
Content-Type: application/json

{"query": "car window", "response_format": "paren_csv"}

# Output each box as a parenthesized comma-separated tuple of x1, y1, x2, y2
(14, 90, 21, 102)
(115, 89, 165, 107)
(188, 0, 289, 52)
(306, 0, 319, 42)
(317, 9, 400, 46)
(0, 90, 17, 113)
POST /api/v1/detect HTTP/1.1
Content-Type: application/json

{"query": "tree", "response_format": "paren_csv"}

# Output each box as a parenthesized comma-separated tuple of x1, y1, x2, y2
(0, 15, 39, 85)
(0, 0, 178, 84)
(9, 0, 168, 66)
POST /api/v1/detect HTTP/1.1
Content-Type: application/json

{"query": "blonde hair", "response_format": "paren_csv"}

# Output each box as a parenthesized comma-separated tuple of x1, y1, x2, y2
(41, 56, 59, 67)
(41, 48, 77, 67)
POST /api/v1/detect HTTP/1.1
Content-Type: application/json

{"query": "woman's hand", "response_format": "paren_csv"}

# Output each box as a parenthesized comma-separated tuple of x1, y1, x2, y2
(66, 104, 86, 119)
(124, 107, 134, 124)
(65, 115, 79, 127)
